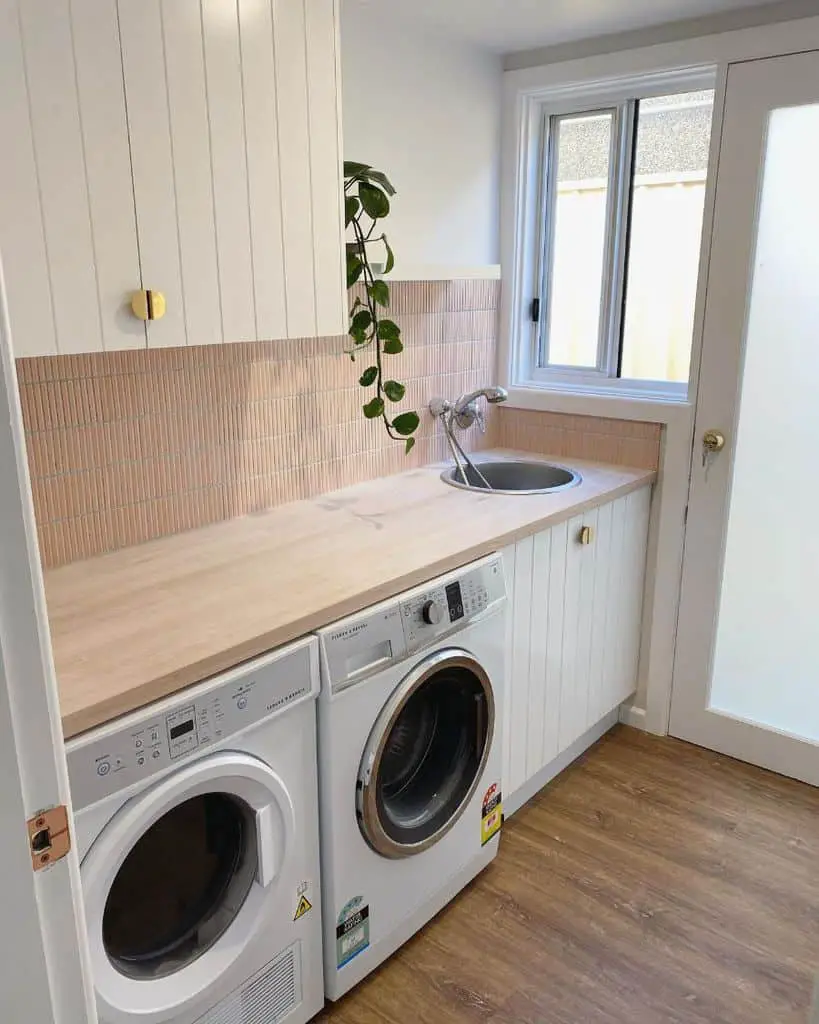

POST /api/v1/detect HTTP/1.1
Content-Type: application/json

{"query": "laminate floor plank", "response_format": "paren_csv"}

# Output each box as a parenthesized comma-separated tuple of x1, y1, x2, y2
(318, 726, 819, 1023)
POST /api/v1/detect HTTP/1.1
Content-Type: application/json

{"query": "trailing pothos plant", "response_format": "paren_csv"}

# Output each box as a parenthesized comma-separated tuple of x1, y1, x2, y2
(344, 161, 420, 454)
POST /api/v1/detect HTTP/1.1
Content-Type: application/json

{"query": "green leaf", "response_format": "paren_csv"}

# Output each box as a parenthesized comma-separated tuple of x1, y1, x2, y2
(365, 170, 396, 196)
(349, 326, 367, 346)
(344, 161, 372, 177)
(377, 319, 400, 341)
(345, 196, 360, 227)
(351, 309, 372, 332)
(346, 252, 363, 288)
(369, 280, 390, 307)
(359, 366, 378, 387)
(392, 411, 420, 436)
(382, 337, 404, 355)
(383, 379, 406, 403)
(405, 437, 416, 455)
(359, 182, 390, 219)
(363, 397, 385, 419)
(382, 235, 395, 275)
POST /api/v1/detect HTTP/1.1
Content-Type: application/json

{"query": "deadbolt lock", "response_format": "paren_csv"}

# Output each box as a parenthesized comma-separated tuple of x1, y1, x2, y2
(702, 430, 726, 453)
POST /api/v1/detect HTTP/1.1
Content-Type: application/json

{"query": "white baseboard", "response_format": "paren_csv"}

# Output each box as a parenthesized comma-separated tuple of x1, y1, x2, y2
(619, 703, 647, 730)
(505, 709, 619, 818)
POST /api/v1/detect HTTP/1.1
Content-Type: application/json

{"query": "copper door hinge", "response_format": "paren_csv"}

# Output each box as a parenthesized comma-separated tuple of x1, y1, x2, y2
(27, 806, 71, 871)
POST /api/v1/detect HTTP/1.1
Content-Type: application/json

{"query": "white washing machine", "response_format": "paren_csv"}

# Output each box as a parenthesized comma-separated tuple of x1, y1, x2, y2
(316, 553, 506, 999)
(67, 636, 324, 1024)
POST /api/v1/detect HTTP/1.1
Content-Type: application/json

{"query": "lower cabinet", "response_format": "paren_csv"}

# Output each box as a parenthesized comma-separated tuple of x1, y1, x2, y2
(501, 485, 652, 811)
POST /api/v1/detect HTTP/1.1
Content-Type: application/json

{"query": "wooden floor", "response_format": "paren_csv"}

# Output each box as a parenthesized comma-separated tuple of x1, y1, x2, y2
(317, 726, 819, 1023)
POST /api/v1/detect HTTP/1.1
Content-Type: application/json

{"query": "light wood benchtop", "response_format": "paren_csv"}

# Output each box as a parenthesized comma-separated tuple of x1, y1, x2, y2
(45, 450, 655, 739)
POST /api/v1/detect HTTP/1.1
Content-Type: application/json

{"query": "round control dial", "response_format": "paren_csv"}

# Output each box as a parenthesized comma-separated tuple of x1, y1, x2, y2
(421, 599, 445, 625)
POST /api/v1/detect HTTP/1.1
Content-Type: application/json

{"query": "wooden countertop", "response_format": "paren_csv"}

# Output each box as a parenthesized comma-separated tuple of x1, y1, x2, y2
(45, 450, 654, 738)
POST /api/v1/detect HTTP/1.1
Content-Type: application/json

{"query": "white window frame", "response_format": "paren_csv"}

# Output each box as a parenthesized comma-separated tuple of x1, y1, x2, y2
(511, 66, 717, 401)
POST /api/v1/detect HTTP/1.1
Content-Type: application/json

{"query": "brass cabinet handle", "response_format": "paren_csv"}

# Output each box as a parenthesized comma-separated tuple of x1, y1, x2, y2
(131, 290, 166, 321)
(579, 526, 594, 546)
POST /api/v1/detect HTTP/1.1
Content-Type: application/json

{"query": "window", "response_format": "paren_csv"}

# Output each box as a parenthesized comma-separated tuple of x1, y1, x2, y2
(527, 74, 716, 397)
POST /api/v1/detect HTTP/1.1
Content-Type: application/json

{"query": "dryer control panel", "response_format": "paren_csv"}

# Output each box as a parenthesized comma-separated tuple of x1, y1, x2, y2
(66, 636, 318, 810)
(320, 553, 505, 693)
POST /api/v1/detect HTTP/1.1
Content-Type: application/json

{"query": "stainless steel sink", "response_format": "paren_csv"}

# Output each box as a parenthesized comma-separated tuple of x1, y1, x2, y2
(441, 459, 581, 495)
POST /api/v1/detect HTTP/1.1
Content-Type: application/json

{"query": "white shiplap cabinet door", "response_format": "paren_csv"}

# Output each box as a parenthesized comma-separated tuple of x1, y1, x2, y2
(121, 0, 345, 348)
(1, 0, 344, 355)
(502, 486, 652, 811)
(0, 0, 143, 356)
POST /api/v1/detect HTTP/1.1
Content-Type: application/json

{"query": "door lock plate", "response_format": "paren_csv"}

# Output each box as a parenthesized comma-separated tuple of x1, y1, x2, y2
(27, 805, 71, 871)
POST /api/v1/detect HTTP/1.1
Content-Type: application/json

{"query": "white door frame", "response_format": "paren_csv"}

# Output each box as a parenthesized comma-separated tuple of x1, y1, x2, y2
(0, 253, 96, 1021)
(669, 50, 819, 783)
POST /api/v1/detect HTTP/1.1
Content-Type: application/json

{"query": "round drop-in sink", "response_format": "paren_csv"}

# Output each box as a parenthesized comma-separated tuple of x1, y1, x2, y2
(441, 460, 581, 495)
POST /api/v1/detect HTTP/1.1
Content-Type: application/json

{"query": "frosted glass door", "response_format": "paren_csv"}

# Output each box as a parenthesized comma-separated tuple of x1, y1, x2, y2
(709, 103, 819, 739)
(670, 51, 819, 786)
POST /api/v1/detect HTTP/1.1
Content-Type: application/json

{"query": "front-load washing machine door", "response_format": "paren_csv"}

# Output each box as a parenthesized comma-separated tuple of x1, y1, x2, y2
(81, 752, 294, 1023)
(357, 648, 495, 859)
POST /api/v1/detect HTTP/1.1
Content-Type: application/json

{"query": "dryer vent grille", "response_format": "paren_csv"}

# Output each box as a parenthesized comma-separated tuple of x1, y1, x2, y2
(193, 942, 301, 1024)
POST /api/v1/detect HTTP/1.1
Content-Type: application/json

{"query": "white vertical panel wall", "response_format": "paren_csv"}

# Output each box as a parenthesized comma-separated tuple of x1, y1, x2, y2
(273, 0, 319, 339)
(201, 0, 256, 343)
(0, 0, 56, 357)
(502, 487, 651, 808)
(160, 0, 222, 348)
(239, 0, 288, 341)
(305, 0, 346, 337)
(70, 0, 145, 352)
(118, 0, 188, 349)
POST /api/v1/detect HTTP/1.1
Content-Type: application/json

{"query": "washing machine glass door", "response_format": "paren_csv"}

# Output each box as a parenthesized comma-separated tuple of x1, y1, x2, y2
(82, 752, 294, 1021)
(357, 648, 495, 859)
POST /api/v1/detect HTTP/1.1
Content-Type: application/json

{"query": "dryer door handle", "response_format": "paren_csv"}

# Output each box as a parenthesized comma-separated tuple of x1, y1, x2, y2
(255, 803, 278, 888)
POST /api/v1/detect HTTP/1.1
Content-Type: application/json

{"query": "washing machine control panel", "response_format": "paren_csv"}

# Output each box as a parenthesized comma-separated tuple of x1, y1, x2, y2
(399, 557, 505, 654)
(65, 637, 317, 809)
(321, 554, 506, 691)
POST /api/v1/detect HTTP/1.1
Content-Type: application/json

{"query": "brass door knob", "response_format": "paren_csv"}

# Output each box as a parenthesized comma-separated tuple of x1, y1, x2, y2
(703, 429, 726, 453)
(131, 289, 166, 321)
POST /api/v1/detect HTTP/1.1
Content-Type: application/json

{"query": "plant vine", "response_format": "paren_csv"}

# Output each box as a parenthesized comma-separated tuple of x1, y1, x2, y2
(344, 161, 419, 454)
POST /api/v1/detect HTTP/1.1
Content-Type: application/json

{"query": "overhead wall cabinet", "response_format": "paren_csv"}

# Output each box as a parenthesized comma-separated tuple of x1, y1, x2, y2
(0, 0, 346, 357)
(501, 486, 651, 811)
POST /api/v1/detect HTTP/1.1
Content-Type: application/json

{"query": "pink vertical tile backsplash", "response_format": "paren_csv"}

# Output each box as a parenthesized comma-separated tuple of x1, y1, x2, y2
(18, 280, 500, 568)
(17, 277, 661, 570)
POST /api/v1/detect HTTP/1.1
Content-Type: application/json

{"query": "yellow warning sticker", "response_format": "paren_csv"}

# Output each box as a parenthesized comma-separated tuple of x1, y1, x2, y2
(294, 894, 313, 921)
(481, 783, 503, 846)
(294, 881, 313, 921)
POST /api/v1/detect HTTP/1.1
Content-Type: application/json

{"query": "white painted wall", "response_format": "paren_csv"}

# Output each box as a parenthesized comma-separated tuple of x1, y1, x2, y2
(340, 1, 502, 278)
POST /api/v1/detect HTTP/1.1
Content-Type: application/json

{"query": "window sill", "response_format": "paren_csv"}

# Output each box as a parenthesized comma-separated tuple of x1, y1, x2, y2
(504, 383, 694, 427)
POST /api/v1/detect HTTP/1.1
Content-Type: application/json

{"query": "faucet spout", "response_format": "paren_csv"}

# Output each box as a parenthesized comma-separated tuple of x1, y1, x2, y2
(454, 386, 508, 413)
(452, 386, 508, 431)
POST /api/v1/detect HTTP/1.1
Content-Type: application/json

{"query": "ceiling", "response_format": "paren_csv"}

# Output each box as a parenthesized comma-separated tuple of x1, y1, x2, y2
(351, 0, 790, 54)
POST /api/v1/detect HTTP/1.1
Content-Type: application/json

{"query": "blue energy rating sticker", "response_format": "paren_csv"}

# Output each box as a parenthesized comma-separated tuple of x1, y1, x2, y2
(336, 897, 370, 969)
(481, 783, 503, 846)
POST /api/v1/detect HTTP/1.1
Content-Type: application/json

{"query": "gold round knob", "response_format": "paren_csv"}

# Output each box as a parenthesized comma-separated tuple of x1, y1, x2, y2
(703, 429, 726, 453)
(131, 290, 166, 321)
